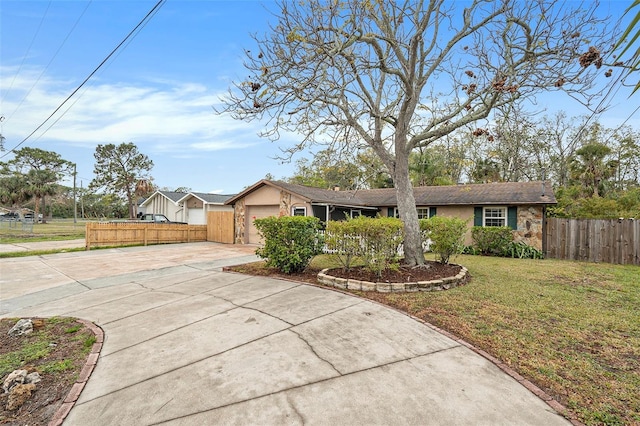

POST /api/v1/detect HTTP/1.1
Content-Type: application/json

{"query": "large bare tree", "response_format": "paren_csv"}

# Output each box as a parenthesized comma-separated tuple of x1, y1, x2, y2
(220, 0, 614, 266)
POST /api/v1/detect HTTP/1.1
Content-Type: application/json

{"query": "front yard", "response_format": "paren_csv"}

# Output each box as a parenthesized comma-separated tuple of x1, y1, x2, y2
(230, 254, 639, 425)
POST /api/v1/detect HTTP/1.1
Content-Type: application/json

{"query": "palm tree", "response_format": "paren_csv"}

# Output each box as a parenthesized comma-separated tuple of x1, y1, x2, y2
(0, 174, 29, 209)
(569, 143, 618, 197)
(134, 179, 154, 217)
(615, 1, 640, 94)
(25, 169, 58, 222)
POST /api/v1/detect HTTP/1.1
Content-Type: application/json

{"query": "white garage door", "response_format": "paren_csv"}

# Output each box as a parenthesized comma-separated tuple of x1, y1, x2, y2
(247, 205, 279, 244)
(188, 208, 206, 225)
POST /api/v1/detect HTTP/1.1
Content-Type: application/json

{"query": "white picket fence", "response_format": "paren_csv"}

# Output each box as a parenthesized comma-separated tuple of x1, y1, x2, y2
(319, 230, 432, 255)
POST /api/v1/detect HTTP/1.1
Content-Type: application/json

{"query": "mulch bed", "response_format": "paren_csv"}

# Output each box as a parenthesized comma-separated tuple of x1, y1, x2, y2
(225, 260, 462, 285)
(326, 262, 462, 283)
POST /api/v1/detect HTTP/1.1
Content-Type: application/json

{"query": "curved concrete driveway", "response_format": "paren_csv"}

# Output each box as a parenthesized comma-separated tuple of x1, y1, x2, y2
(0, 242, 570, 425)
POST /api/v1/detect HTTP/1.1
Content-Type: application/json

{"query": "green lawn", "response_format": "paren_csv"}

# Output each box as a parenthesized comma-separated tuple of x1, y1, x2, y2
(355, 254, 639, 425)
(0, 219, 87, 243)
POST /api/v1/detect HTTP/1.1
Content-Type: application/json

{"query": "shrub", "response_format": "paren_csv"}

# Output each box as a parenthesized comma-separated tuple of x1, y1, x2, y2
(325, 219, 361, 270)
(254, 216, 324, 274)
(471, 226, 514, 255)
(420, 216, 467, 264)
(504, 241, 544, 259)
(326, 216, 404, 278)
(462, 245, 481, 255)
(358, 216, 404, 278)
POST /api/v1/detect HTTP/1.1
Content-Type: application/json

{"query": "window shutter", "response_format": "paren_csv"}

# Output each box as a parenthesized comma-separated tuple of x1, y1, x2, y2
(387, 207, 394, 217)
(474, 207, 483, 226)
(429, 207, 437, 217)
(507, 206, 518, 230)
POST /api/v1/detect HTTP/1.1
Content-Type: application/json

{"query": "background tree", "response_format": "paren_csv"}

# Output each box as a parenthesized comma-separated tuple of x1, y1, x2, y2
(220, 0, 614, 266)
(569, 142, 618, 198)
(288, 151, 362, 189)
(409, 148, 455, 186)
(609, 127, 640, 190)
(90, 142, 153, 219)
(470, 158, 502, 183)
(287, 148, 392, 189)
(24, 169, 58, 220)
(158, 186, 191, 193)
(0, 172, 28, 209)
(1, 148, 70, 221)
(534, 112, 584, 187)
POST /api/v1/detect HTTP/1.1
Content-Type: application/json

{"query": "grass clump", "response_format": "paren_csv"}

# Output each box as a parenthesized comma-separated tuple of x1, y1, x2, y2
(40, 359, 75, 374)
(0, 339, 52, 377)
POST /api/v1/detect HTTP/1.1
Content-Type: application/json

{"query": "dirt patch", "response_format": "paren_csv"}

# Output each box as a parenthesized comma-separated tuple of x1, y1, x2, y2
(0, 317, 96, 426)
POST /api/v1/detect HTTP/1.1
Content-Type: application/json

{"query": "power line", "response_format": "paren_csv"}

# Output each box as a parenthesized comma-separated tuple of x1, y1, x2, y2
(3, 1, 93, 124)
(612, 103, 640, 132)
(1, 1, 52, 104)
(563, 69, 627, 147)
(33, 0, 165, 144)
(0, 0, 166, 159)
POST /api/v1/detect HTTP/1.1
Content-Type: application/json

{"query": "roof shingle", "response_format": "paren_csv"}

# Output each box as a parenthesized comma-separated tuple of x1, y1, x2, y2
(255, 180, 556, 206)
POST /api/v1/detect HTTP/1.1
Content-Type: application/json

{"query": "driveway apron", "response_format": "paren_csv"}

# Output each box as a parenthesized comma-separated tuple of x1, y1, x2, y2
(0, 242, 570, 425)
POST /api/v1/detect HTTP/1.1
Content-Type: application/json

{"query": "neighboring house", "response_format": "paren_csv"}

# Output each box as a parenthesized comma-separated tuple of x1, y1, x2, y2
(176, 192, 235, 225)
(136, 197, 147, 217)
(139, 191, 187, 223)
(225, 179, 557, 250)
(140, 191, 235, 225)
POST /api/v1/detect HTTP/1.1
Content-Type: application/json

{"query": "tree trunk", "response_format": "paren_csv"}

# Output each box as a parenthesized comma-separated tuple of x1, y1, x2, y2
(41, 195, 47, 223)
(33, 197, 40, 223)
(394, 152, 424, 267)
(127, 191, 135, 219)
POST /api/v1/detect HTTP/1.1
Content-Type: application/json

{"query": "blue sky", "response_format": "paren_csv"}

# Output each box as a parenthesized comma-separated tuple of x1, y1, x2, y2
(1, 0, 638, 194)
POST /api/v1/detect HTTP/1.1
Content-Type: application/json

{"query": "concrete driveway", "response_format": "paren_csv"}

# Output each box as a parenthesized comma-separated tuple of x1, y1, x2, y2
(0, 242, 570, 425)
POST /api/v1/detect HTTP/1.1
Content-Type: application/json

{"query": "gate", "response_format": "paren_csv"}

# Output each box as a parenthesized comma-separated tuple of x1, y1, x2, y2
(207, 211, 234, 244)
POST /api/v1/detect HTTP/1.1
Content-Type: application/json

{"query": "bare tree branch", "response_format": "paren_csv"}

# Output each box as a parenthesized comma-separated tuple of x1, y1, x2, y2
(217, 0, 616, 266)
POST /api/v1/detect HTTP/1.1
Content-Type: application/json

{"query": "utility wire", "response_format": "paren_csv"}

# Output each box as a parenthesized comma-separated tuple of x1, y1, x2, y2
(0, 0, 166, 159)
(33, 0, 164, 143)
(612, 103, 640, 131)
(1, 1, 52, 104)
(564, 68, 627, 147)
(3, 1, 93, 124)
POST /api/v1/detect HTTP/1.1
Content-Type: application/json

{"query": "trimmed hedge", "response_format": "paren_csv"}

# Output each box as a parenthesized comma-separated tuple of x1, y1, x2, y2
(471, 226, 514, 255)
(326, 216, 404, 278)
(469, 226, 543, 259)
(254, 216, 324, 274)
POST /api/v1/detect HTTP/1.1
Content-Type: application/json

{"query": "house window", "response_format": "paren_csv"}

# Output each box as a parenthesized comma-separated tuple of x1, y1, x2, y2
(350, 209, 362, 218)
(417, 207, 430, 219)
(292, 207, 306, 216)
(393, 207, 432, 219)
(483, 207, 507, 227)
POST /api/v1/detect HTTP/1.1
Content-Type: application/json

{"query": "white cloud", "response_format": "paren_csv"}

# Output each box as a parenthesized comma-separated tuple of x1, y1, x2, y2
(0, 65, 264, 155)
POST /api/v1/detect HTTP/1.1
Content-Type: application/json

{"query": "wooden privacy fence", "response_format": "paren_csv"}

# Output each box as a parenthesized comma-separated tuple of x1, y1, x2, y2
(544, 218, 640, 265)
(86, 222, 208, 249)
(207, 211, 234, 244)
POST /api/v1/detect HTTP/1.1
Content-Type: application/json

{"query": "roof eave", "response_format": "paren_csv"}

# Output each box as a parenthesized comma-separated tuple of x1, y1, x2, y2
(225, 180, 312, 205)
(140, 191, 181, 207)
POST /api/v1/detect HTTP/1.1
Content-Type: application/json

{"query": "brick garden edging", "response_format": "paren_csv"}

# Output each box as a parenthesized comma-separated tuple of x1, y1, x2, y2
(48, 319, 104, 426)
(317, 264, 468, 292)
